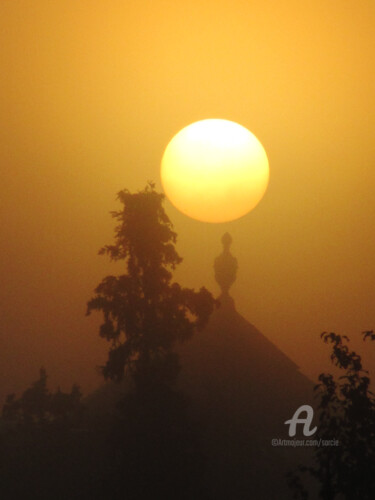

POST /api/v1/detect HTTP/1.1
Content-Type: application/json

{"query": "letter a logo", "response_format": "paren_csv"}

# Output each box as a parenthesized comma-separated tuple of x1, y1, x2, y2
(284, 405, 317, 437)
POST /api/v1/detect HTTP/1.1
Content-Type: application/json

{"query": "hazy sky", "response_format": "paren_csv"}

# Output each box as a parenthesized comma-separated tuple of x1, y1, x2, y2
(1, 0, 375, 400)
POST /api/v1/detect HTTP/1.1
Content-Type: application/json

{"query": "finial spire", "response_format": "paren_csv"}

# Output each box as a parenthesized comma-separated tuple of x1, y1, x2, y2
(214, 233, 238, 295)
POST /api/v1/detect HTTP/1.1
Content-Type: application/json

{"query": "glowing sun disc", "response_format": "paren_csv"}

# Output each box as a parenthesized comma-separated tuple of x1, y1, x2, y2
(160, 119, 269, 223)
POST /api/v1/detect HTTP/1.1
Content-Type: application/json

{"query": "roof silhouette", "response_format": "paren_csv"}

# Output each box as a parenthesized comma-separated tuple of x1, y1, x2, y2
(177, 234, 316, 498)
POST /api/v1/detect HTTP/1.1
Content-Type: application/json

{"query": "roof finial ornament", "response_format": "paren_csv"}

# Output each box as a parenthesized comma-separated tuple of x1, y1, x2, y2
(214, 233, 238, 297)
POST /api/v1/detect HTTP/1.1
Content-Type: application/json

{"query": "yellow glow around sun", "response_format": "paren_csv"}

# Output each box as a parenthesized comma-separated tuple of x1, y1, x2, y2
(161, 119, 269, 223)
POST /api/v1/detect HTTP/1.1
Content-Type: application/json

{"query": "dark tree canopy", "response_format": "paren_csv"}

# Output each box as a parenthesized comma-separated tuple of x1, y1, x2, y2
(2, 367, 82, 425)
(289, 331, 375, 500)
(87, 183, 215, 389)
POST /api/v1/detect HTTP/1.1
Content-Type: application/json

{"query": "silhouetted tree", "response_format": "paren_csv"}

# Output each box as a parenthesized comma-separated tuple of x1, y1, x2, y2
(86, 183, 216, 498)
(288, 331, 375, 499)
(2, 367, 82, 425)
(87, 182, 215, 390)
(0, 369, 89, 499)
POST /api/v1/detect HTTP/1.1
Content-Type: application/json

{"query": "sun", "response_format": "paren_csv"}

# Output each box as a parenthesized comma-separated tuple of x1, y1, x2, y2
(160, 119, 269, 223)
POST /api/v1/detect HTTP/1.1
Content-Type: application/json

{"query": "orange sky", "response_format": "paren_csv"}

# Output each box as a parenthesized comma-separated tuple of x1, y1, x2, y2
(1, 0, 375, 400)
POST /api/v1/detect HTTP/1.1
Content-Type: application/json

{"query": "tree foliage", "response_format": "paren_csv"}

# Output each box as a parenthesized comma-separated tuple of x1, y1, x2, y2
(87, 183, 216, 389)
(2, 367, 82, 425)
(288, 331, 375, 500)
(85, 183, 215, 497)
(0, 369, 95, 498)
